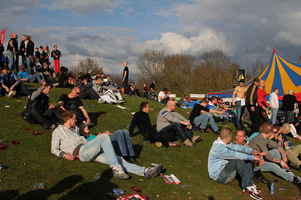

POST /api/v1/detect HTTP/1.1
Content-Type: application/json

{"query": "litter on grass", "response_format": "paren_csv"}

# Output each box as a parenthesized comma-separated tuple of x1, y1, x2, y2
(160, 173, 181, 184)
(12, 140, 20, 145)
(94, 173, 102, 180)
(34, 183, 45, 189)
(132, 187, 141, 193)
(115, 105, 126, 110)
(117, 193, 150, 200)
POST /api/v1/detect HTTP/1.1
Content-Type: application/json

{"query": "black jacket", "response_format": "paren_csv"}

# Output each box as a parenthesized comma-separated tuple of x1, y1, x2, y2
(246, 83, 258, 107)
(22, 87, 49, 119)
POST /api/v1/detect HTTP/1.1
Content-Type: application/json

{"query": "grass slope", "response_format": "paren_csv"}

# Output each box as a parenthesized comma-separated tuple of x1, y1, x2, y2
(0, 82, 300, 200)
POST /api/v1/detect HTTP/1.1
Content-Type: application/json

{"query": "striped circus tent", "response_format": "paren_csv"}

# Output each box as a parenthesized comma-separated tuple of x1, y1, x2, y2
(207, 49, 301, 99)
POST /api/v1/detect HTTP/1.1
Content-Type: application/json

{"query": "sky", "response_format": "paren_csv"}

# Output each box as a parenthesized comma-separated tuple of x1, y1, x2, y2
(1, 0, 301, 78)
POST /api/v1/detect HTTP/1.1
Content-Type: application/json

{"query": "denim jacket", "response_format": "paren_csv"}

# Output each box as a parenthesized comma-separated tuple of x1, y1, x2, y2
(208, 137, 254, 180)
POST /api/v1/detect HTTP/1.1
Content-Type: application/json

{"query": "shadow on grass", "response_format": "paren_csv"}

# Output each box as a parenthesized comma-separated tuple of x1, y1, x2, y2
(59, 169, 118, 200)
(89, 111, 107, 127)
(132, 144, 144, 159)
(14, 175, 83, 200)
(0, 189, 19, 200)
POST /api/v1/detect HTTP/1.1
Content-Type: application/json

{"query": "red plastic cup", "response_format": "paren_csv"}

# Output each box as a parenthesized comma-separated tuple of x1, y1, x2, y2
(0, 144, 7, 150)
(132, 187, 141, 193)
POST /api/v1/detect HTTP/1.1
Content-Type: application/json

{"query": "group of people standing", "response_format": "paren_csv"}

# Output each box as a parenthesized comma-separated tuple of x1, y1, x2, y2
(233, 77, 299, 137)
(0, 32, 62, 75)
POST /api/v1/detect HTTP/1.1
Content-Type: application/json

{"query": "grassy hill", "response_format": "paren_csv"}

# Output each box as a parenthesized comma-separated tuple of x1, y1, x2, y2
(0, 82, 300, 200)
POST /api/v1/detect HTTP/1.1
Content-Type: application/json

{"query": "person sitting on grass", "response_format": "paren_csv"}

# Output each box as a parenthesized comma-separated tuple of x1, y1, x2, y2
(129, 102, 180, 147)
(207, 96, 227, 122)
(58, 86, 92, 125)
(208, 128, 264, 200)
(156, 100, 201, 147)
(189, 98, 221, 135)
(37, 62, 58, 86)
(17, 65, 45, 84)
(58, 66, 69, 88)
(51, 110, 163, 180)
(248, 123, 301, 184)
(271, 124, 301, 170)
(21, 80, 60, 130)
(234, 129, 271, 184)
(79, 123, 138, 164)
(0, 66, 30, 98)
(92, 76, 123, 104)
(158, 88, 170, 104)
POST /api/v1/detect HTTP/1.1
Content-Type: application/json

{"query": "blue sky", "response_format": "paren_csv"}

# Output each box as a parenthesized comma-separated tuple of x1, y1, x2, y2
(1, 0, 301, 79)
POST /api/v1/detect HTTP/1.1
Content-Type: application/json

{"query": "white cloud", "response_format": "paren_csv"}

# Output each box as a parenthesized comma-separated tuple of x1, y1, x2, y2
(145, 28, 235, 57)
(50, 0, 126, 15)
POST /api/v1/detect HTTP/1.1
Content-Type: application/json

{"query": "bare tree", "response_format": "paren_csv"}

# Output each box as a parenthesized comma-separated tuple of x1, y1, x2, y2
(162, 54, 195, 96)
(71, 57, 103, 76)
(251, 59, 265, 77)
(190, 50, 233, 93)
(137, 49, 166, 85)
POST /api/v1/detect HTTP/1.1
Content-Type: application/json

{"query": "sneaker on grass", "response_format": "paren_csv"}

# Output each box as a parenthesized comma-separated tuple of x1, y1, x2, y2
(53, 82, 59, 88)
(7, 90, 16, 98)
(243, 186, 262, 200)
(183, 139, 194, 147)
(112, 165, 129, 179)
(144, 164, 163, 179)
(191, 135, 202, 143)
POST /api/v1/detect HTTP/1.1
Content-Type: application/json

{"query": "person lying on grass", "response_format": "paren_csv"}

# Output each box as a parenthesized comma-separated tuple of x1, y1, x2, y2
(79, 122, 138, 164)
(51, 110, 163, 180)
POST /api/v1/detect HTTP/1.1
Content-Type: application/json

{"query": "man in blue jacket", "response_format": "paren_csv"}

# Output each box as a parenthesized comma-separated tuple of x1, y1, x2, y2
(208, 128, 263, 200)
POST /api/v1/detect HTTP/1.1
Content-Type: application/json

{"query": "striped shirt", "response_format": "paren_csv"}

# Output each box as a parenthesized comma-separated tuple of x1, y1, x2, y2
(51, 125, 88, 158)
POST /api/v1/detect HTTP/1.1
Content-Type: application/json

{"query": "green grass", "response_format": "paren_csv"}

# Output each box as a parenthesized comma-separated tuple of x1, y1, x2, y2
(0, 82, 300, 200)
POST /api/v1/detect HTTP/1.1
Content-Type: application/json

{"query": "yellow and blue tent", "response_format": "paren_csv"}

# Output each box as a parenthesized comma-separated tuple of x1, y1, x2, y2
(208, 49, 301, 99)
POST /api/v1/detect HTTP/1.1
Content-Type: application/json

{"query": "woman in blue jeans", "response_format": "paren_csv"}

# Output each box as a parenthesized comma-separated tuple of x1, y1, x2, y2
(79, 124, 138, 164)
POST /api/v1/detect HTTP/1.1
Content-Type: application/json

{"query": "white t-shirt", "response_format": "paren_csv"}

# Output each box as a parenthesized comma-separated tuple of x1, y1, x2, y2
(158, 91, 166, 103)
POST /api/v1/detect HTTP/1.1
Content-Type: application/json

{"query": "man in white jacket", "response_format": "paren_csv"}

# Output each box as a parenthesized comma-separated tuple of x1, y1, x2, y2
(269, 87, 279, 125)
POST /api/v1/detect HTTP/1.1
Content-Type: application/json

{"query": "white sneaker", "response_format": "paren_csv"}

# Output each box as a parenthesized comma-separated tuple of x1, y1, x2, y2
(98, 98, 106, 104)
(7, 91, 16, 98)
(112, 165, 129, 179)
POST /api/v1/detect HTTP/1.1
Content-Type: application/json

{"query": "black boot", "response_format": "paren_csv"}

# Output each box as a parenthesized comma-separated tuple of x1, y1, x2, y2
(253, 170, 271, 184)
(129, 156, 138, 164)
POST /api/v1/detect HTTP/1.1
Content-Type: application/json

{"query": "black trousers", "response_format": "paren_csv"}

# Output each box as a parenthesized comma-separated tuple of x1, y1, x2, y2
(158, 123, 193, 146)
(247, 106, 261, 136)
(26, 107, 61, 129)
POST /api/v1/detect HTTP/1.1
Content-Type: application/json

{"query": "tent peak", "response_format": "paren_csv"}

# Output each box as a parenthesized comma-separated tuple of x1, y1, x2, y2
(273, 49, 277, 53)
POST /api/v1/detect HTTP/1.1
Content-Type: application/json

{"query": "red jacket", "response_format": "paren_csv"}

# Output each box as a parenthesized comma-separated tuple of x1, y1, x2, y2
(257, 88, 270, 107)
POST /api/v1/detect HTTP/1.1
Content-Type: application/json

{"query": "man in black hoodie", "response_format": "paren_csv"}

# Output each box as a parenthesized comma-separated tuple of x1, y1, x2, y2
(21, 80, 60, 129)
(246, 77, 260, 136)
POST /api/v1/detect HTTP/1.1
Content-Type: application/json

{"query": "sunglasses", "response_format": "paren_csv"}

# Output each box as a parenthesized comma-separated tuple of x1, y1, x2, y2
(75, 91, 80, 94)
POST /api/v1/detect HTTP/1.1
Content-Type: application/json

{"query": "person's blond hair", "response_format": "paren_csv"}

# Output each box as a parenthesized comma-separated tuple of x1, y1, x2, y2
(220, 128, 232, 140)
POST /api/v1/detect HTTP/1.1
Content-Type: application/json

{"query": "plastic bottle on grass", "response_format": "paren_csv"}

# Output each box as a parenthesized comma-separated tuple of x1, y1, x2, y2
(270, 180, 275, 195)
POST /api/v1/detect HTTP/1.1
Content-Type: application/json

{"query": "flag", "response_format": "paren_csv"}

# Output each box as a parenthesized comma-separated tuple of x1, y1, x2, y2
(1, 28, 6, 45)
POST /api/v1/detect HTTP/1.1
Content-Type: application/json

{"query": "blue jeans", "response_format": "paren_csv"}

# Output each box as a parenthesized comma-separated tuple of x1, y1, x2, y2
(193, 113, 218, 132)
(284, 111, 294, 124)
(254, 149, 294, 182)
(216, 159, 254, 189)
(270, 108, 278, 125)
(29, 73, 44, 84)
(7, 51, 14, 72)
(235, 100, 245, 129)
(78, 134, 145, 176)
(26, 57, 32, 74)
(110, 129, 135, 157)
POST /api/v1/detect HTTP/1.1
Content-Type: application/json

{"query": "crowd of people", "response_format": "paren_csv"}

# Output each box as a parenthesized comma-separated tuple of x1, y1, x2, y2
(1, 34, 301, 199)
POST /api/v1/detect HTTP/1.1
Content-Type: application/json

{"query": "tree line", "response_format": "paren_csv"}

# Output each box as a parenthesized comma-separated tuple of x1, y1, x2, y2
(136, 49, 264, 97)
